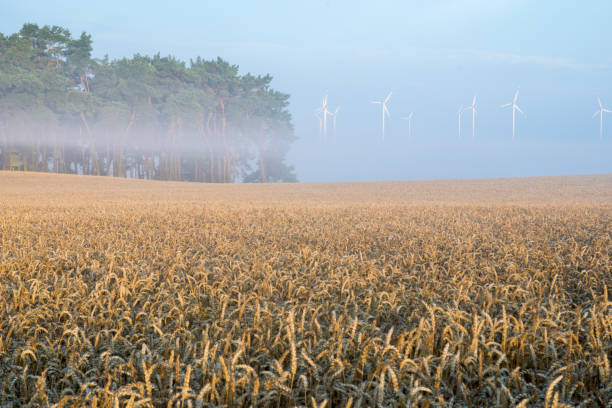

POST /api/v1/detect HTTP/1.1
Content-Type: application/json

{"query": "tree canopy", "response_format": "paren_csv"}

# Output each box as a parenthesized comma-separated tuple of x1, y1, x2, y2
(0, 23, 297, 182)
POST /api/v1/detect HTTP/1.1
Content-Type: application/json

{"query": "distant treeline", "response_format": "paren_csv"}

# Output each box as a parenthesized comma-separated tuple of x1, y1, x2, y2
(0, 23, 296, 182)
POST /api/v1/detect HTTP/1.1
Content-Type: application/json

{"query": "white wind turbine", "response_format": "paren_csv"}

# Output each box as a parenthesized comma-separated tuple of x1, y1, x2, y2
(499, 87, 525, 140)
(315, 110, 322, 137)
(592, 96, 612, 140)
(464, 95, 477, 140)
(371, 91, 392, 140)
(315, 92, 334, 140)
(401, 112, 414, 138)
(457, 105, 466, 139)
(330, 106, 340, 137)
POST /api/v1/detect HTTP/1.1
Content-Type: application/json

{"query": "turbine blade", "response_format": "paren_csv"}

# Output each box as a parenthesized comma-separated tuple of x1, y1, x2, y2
(371, 101, 381, 104)
(598, 96, 602, 108)
(515, 105, 525, 116)
(385, 91, 393, 103)
(593, 110, 602, 118)
(499, 103, 512, 108)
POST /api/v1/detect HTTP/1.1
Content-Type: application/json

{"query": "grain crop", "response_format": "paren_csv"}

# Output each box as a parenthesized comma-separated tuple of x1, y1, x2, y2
(0, 172, 610, 407)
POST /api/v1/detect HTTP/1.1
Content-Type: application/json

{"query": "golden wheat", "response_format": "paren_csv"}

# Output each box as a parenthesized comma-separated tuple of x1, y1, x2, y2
(0, 172, 610, 407)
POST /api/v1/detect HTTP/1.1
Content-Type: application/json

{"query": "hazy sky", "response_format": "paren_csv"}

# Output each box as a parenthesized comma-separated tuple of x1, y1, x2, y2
(2, 0, 611, 181)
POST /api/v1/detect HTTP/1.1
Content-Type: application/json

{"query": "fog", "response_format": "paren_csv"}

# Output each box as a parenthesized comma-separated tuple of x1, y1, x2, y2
(0, 123, 280, 182)
(2, 0, 612, 182)
(289, 139, 610, 182)
(281, 55, 612, 182)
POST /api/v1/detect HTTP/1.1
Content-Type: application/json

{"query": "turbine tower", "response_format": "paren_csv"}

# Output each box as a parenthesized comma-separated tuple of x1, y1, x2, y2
(592, 96, 612, 140)
(315, 92, 334, 140)
(499, 87, 525, 140)
(464, 95, 477, 140)
(315, 111, 322, 138)
(371, 91, 392, 140)
(331, 106, 340, 137)
(401, 112, 414, 138)
(457, 105, 466, 139)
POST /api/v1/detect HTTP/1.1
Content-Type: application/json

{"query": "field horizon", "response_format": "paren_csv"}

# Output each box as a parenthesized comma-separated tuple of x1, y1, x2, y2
(2, 171, 612, 207)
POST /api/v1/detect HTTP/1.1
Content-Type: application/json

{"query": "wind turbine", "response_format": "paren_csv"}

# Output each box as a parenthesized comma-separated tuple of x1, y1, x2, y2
(371, 91, 392, 140)
(457, 105, 466, 139)
(592, 96, 612, 140)
(464, 95, 477, 140)
(499, 87, 525, 140)
(401, 112, 414, 138)
(315, 92, 334, 140)
(315, 110, 322, 138)
(330, 106, 340, 137)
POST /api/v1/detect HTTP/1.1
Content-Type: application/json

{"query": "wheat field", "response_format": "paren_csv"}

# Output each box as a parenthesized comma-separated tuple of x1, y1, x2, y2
(0, 172, 610, 407)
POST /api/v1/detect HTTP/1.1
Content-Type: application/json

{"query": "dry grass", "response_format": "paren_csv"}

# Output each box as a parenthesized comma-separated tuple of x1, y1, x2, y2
(0, 172, 610, 407)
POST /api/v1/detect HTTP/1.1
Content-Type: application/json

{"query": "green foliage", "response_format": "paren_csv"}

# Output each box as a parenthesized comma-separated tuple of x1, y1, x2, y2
(0, 23, 297, 182)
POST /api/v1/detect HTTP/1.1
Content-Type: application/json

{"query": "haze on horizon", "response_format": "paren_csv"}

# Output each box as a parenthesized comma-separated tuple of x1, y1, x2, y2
(2, 0, 611, 182)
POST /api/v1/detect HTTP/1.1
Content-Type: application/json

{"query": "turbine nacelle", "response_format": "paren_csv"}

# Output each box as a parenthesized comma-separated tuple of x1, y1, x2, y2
(401, 112, 414, 138)
(330, 106, 340, 134)
(371, 91, 392, 140)
(461, 94, 478, 140)
(457, 105, 466, 139)
(315, 91, 335, 140)
(593, 96, 611, 140)
(498, 87, 524, 140)
(466, 95, 477, 115)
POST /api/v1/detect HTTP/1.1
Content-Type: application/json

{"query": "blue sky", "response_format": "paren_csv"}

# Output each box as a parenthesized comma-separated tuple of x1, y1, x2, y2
(2, 0, 611, 181)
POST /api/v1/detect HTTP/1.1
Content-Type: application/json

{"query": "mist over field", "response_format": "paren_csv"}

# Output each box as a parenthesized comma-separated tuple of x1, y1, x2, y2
(2, 0, 612, 183)
(289, 139, 611, 182)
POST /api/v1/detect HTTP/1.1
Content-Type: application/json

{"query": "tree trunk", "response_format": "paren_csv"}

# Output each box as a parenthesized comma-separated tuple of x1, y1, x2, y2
(53, 135, 59, 173)
(0, 121, 7, 170)
(80, 112, 98, 175)
(119, 109, 136, 178)
(258, 128, 266, 183)
(220, 101, 228, 183)
(42, 147, 48, 172)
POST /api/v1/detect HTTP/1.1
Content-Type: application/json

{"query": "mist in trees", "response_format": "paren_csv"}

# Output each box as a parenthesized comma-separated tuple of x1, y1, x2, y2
(0, 23, 297, 182)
